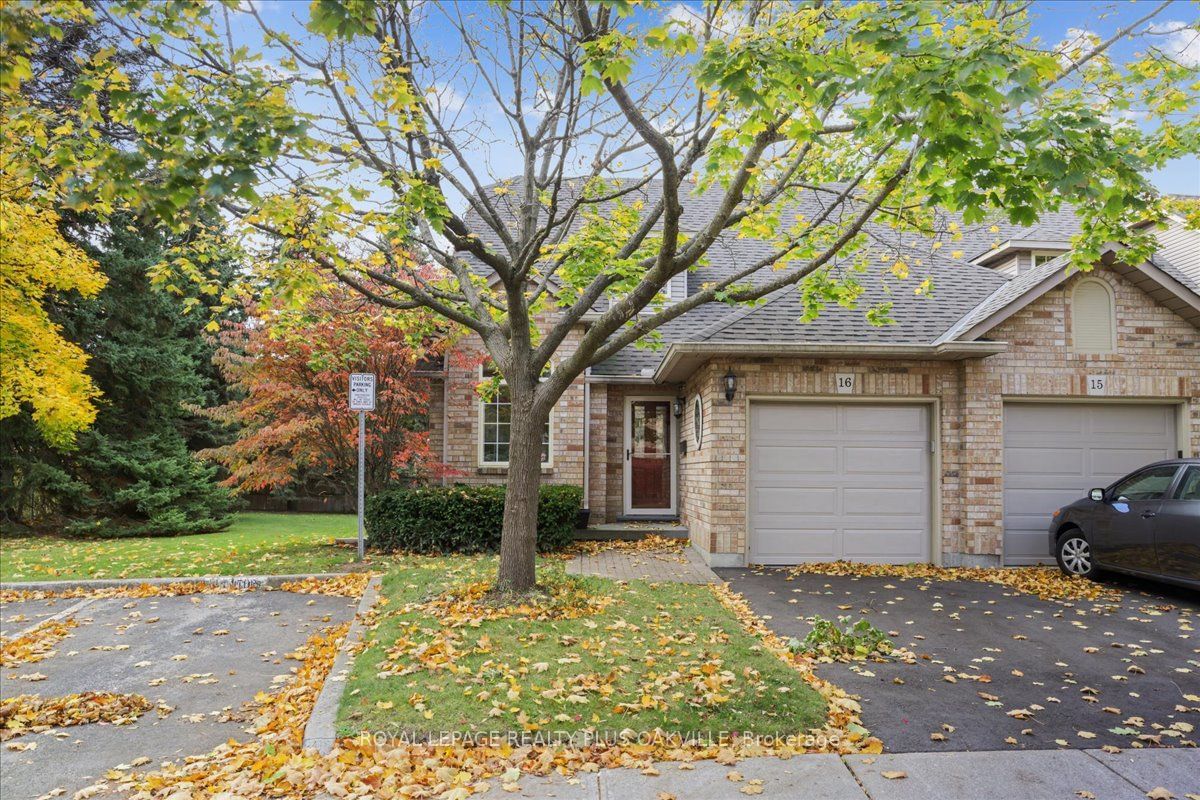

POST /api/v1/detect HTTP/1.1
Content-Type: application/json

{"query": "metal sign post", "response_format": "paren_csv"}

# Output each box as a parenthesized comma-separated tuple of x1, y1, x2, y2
(348, 373, 376, 562)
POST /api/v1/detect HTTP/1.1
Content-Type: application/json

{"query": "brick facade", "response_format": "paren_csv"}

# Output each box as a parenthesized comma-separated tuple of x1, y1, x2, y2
(434, 325, 595, 504)
(675, 267, 1199, 566)
(434, 265, 1198, 566)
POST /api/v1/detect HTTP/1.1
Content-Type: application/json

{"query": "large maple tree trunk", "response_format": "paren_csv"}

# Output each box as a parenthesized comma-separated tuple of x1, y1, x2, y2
(495, 398, 546, 593)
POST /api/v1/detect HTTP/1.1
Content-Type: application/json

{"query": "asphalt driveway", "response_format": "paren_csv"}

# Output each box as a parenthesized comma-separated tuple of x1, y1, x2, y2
(1, 590, 356, 800)
(716, 567, 1199, 754)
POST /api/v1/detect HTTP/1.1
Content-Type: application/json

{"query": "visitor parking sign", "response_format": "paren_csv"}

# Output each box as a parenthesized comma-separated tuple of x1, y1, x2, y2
(349, 373, 376, 411)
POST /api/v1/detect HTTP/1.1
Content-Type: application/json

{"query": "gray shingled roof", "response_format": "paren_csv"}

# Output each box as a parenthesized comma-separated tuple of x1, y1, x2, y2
(934, 252, 1072, 343)
(1154, 220, 1200, 286)
(455, 181, 1197, 378)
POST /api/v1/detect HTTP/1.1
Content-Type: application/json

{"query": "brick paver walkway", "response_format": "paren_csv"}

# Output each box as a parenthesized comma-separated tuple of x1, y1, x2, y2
(567, 544, 719, 584)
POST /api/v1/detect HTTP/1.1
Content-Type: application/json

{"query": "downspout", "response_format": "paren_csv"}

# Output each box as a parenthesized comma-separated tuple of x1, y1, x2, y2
(441, 373, 449, 486)
(581, 367, 591, 514)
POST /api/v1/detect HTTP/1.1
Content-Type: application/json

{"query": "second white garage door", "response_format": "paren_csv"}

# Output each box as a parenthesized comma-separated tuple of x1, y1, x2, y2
(748, 403, 932, 564)
(1003, 403, 1179, 565)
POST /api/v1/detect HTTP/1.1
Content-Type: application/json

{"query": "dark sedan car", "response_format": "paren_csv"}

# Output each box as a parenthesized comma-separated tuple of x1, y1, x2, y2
(1049, 458, 1200, 589)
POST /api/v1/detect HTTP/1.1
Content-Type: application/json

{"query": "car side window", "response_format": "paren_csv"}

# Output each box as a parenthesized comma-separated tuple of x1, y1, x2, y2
(1174, 467, 1200, 501)
(1110, 466, 1180, 502)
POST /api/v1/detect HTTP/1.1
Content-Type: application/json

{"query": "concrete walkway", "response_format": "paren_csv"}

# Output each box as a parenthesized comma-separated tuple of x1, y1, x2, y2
(567, 544, 719, 584)
(507, 748, 1200, 799)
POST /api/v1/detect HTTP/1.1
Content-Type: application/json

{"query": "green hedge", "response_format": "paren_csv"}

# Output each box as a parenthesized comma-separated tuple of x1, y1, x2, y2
(365, 483, 583, 553)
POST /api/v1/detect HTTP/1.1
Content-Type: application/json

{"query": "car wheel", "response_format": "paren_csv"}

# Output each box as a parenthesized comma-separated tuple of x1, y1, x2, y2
(1056, 531, 1095, 578)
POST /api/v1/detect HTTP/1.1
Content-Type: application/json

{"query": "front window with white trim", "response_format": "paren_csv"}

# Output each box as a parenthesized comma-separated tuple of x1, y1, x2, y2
(479, 364, 552, 466)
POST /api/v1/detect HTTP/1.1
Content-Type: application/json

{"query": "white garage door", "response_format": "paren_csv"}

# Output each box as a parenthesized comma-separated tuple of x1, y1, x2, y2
(1003, 403, 1178, 565)
(748, 403, 932, 564)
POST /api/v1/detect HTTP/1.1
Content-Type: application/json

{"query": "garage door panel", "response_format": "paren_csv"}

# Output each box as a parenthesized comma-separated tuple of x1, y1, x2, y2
(843, 487, 926, 515)
(843, 530, 927, 560)
(755, 403, 836, 434)
(1004, 532, 1050, 566)
(1088, 405, 1173, 435)
(1004, 448, 1084, 477)
(843, 445, 926, 475)
(749, 403, 931, 565)
(754, 487, 837, 514)
(1090, 447, 1177, 476)
(1003, 403, 1176, 565)
(755, 445, 837, 474)
(753, 528, 838, 560)
(1006, 487, 1088, 509)
(843, 405, 926, 434)
(1004, 405, 1085, 434)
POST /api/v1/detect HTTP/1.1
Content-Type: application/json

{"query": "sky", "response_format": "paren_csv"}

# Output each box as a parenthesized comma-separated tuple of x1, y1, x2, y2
(233, 0, 1200, 198)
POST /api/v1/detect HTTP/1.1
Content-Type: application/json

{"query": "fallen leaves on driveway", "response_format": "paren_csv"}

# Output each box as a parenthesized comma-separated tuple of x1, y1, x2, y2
(0, 582, 253, 603)
(787, 562, 1122, 603)
(2, 575, 370, 604)
(710, 583, 883, 755)
(0, 619, 77, 666)
(123, 622, 351, 799)
(1, 692, 152, 740)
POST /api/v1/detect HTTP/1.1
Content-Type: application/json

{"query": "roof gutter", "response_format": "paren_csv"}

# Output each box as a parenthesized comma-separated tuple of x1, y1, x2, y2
(653, 341, 1008, 383)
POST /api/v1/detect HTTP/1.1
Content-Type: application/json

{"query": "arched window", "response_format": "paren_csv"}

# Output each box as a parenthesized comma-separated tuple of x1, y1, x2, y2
(1071, 278, 1116, 353)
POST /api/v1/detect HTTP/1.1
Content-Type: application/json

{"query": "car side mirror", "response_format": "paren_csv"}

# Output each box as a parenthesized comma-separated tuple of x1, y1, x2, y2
(1089, 488, 1105, 502)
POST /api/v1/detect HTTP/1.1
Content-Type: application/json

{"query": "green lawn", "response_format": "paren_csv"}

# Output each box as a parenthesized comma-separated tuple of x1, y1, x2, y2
(0, 512, 361, 582)
(337, 555, 827, 739)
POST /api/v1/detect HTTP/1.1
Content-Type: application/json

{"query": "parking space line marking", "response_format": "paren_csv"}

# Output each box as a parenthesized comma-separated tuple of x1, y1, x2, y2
(10, 596, 96, 638)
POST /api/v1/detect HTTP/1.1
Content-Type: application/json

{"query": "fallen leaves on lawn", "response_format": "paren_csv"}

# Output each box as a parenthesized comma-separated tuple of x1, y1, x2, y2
(424, 574, 617, 624)
(280, 573, 372, 597)
(108, 578, 874, 800)
(377, 575, 616, 679)
(1, 692, 152, 740)
(787, 562, 1121, 603)
(566, 535, 687, 557)
(0, 618, 77, 666)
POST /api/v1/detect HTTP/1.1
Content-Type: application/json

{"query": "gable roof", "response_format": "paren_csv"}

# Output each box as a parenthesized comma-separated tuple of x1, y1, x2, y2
(935, 233, 1200, 344)
(454, 181, 1200, 379)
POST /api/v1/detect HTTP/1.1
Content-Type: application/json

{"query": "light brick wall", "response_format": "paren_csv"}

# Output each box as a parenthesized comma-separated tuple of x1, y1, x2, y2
(957, 269, 1200, 559)
(680, 358, 961, 562)
(438, 321, 593, 512)
(674, 266, 1198, 565)
(433, 266, 1197, 559)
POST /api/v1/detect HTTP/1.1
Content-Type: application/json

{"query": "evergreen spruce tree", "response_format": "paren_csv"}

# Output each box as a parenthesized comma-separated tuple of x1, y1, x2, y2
(1, 216, 236, 536)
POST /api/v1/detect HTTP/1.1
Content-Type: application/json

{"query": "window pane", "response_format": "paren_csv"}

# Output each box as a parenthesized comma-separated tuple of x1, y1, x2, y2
(1175, 467, 1200, 501)
(1112, 466, 1180, 501)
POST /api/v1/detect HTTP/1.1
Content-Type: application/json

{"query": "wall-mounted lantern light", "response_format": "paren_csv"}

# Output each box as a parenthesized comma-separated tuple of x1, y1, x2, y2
(672, 396, 684, 418)
(723, 370, 737, 403)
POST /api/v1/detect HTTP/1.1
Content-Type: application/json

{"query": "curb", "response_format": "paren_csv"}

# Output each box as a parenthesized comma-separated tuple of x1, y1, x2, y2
(0, 572, 352, 594)
(303, 573, 382, 753)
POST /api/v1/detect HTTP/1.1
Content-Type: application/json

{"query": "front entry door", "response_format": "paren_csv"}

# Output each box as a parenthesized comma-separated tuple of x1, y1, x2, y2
(625, 399, 674, 515)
